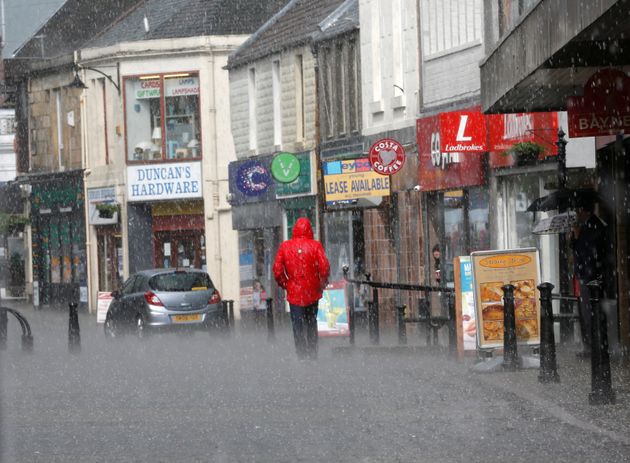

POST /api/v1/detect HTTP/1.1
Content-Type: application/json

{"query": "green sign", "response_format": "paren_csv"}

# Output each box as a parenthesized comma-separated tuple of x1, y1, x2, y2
(271, 152, 301, 183)
(275, 152, 313, 197)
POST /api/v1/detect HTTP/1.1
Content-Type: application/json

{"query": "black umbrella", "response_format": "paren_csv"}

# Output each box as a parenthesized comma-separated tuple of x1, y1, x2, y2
(527, 188, 599, 212)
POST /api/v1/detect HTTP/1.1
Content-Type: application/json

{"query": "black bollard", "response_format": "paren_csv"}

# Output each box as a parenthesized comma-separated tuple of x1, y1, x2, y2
(221, 300, 229, 330)
(228, 300, 235, 332)
(397, 305, 407, 345)
(587, 281, 615, 405)
(502, 284, 518, 371)
(447, 293, 456, 356)
(266, 298, 275, 342)
(347, 283, 356, 345)
(0, 308, 7, 350)
(538, 282, 560, 383)
(418, 298, 431, 346)
(369, 288, 380, 345)
(68, 302, 81, 353)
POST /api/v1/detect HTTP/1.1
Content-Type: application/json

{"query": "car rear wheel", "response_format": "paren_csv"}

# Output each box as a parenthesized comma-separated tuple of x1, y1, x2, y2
(135, 314, 149, 339)
(104, 314, 118, 339)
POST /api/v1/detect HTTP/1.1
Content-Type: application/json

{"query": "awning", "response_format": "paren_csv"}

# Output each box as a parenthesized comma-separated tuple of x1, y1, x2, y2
(480, 0, 630, 114)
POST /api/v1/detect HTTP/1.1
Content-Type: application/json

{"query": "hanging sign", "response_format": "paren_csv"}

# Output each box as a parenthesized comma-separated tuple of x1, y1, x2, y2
(368, 138, 406, 175)
(235, 160, 273, 197)
(567, 69, 630, 138)
(471, 248, 541, 350)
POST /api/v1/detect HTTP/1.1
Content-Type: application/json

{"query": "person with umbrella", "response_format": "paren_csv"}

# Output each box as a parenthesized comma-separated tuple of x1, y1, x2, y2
(570, 197, 607, 356)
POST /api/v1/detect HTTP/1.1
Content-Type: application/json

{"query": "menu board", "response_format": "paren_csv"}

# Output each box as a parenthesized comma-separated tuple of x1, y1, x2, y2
(471, 249, 541, 349)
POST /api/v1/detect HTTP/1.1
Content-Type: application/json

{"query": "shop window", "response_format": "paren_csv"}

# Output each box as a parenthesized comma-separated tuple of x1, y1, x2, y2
(124, 73, 201, 162)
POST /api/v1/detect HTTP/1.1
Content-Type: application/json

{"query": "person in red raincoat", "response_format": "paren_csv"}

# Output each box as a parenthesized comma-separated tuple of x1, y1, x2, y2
(273, 217, 330, 359)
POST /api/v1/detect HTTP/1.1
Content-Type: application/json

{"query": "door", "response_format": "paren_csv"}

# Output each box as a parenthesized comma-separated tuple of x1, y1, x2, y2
(154, 231, 203, 269)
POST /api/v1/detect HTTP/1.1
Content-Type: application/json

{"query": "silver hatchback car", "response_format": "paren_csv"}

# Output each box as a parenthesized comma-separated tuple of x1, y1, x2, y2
(104, 268, 225, 338)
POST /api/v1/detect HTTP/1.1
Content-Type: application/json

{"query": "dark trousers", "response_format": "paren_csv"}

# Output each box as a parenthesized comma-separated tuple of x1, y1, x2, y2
(577, 279, 592, 350)
(289, 303, 318, 359)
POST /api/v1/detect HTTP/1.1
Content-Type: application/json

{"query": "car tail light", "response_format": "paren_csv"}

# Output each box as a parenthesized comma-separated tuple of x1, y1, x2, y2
(144, 291, 164, 307)
(208, 289, 221, 305)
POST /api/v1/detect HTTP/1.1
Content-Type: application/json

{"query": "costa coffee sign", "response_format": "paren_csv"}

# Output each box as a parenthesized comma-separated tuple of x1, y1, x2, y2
(368, 138, 406, 175)
(439, 110, 487, 152)
(567, 69, 630, 138)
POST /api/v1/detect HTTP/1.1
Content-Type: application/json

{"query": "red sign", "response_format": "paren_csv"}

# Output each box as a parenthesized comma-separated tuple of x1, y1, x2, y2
(567, 69, 630, 138)
(416, 112, 485, 192)
(368, 138, 406, 175)
(487, 112, 558, 168)
(439, 110, 487, 152)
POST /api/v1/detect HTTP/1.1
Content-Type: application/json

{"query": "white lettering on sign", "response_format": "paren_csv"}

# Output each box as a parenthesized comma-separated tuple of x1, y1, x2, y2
(578, 114, 630, 131)
(456, 115, 472, 141)
(127, 161, 202, 202)
(431, 132, 461, 169)
(503, 113, 533, 140)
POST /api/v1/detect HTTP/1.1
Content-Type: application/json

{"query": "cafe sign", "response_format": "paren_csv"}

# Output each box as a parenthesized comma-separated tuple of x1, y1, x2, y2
(368, 138, 406, 175)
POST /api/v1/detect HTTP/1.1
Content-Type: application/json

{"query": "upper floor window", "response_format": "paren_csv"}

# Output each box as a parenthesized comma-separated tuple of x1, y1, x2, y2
(421, 0, 482, 57)
(124, 72, 201, 162)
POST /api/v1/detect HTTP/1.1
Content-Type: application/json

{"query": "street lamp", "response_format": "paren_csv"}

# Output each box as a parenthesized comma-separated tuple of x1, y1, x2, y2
(65, 64, 120, 94)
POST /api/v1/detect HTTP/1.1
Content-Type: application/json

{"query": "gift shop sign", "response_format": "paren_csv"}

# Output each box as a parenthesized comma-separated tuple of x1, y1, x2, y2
(134, 76, 199, 99)
(127, 161, 202, 202)
(368, 138, 406, 175)
(567, 69, 630, 138)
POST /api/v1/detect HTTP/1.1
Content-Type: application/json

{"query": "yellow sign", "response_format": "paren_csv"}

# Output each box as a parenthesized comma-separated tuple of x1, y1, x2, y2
(471, 248, 541, 350)
(324, 170, 390, 202)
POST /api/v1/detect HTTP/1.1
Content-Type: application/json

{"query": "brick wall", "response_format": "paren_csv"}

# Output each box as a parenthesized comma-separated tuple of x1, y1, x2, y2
(363, 191, 425, 327)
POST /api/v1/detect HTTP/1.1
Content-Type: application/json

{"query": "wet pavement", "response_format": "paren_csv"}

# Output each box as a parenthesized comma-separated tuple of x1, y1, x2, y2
(1, 299, 630, 462)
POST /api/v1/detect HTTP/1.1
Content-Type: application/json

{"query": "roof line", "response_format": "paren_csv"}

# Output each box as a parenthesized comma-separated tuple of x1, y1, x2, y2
(12, 0, 68, 57)
(83, 0, 147, 49)
(318, 0, 355, 32)
(227, 0, 299, 68)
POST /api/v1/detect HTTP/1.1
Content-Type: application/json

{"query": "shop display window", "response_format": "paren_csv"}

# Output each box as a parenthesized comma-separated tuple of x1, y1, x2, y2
(124, 73, 201, 162)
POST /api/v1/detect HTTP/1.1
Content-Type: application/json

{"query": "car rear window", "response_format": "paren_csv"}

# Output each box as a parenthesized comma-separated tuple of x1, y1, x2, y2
(149, 272, 214, 292)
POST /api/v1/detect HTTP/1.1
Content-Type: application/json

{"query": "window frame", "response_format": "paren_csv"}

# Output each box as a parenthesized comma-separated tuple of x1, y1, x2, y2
(123, 71, 203, 165)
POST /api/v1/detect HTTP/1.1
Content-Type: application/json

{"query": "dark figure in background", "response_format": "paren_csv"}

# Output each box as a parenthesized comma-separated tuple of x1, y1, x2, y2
(570, 202, 607, 354)
(273, 218, 330, 360)
(432, 244, 441, 285)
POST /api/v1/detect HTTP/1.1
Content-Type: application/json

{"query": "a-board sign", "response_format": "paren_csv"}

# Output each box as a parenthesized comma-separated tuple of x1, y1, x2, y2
(317, 280, 349, 337)
(454, 256, 477, 359)
(471, 248, 541, 350)
(97, 292, 113, 324)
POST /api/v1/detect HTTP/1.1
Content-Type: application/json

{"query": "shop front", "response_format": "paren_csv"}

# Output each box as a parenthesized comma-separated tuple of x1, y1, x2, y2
(417, 108, 490, 288)
(30, 171, 86, 307)
(87, 186, 122, 292)
(126, 161, 204, 274)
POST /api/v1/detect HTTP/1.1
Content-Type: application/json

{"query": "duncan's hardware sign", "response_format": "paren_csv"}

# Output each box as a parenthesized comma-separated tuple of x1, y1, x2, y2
(127, 161, 202, 202)
(368, 138, 406, 175)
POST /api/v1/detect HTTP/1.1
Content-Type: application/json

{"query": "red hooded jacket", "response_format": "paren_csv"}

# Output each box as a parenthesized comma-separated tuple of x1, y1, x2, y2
(273, 218, 330, 307)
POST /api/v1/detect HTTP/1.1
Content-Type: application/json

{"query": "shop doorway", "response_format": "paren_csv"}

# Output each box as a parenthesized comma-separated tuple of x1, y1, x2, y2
(154, 231, 205, 269)
(97, 229, 122, 291)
